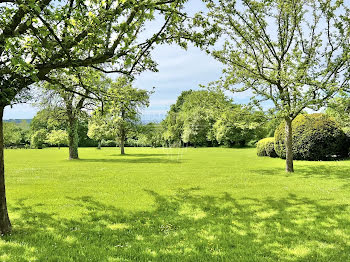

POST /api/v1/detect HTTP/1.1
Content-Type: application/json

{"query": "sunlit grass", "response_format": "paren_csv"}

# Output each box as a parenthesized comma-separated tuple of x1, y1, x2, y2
(1, 147, 350, 261)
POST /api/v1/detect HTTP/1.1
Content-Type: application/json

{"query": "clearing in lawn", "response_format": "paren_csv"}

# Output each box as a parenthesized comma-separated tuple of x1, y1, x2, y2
(1, 147, 350, 261)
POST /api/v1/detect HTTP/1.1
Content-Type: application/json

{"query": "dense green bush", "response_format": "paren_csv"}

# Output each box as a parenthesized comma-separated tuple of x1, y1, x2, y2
(274, 114, 348, 160)
(256, 137, 277, 157)
(31, 129, 48, 149)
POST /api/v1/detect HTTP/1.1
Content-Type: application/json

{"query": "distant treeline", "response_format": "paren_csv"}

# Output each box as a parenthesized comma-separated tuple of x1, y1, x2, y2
(4, 89, 349, 150)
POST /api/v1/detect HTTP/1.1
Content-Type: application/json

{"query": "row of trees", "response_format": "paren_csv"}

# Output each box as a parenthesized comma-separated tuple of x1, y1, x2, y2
(162, 90, 267, 147)
(6, 89, 268, 152)
(8, 88, 350, 156)
(5, 88, 270, 151)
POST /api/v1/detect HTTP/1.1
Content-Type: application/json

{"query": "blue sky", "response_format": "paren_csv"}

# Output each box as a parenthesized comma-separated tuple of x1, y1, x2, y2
(4, 1, 252, 120)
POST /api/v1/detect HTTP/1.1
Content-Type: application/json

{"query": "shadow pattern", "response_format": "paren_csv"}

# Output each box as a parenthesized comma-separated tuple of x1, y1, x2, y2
(1, 189, 350, 261)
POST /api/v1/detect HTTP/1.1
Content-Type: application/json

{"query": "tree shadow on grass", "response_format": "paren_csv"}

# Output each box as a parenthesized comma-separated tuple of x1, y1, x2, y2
(252, 164, 350, 186)
(296, 165, 350, 180)
(75, 157, 182, 164)
(109, 154, 179, 157)
(2, 190, 350, 261)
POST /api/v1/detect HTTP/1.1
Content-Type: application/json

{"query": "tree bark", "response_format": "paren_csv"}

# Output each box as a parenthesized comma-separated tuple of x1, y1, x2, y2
(120, 109, 126, 155)
(120, 128, 125, 155)
(97, 140, 101, 150)
(285, 117, 294, 173)
(0, 106, 12, 235)
(68, 115, 79, 160)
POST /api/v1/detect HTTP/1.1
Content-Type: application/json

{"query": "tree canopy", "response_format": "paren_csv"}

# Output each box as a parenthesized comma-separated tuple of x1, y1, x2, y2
(204, 0, 350, 172)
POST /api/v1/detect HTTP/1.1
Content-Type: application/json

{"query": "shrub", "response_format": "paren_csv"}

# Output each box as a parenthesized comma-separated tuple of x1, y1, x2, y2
(101, 140, 117, 147)
(31, 129, 48, 149)
(256, 137, 277, 157)
(274, 113, 349, 160)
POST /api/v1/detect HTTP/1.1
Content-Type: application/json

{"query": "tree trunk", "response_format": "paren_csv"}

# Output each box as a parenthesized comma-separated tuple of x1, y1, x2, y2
(120, 109, 126, 155)
(285, 117, 294, 173)
(0, 106, 12, 235)
(68, 116, 79, 160)
(97, 140, 101, 150)
(120, 129, 125, 155)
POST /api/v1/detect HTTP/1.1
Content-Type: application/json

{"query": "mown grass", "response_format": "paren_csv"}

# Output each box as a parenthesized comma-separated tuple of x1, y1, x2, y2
(1, 147, 350, 261)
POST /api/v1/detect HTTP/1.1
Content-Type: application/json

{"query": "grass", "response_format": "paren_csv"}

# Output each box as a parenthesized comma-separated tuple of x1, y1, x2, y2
(1, 147, 350, 261)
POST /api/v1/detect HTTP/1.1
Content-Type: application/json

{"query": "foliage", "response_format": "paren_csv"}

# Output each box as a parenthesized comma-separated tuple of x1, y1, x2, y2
(180, 90, 232, 146)
(204, 0, 350, 171)
(256, 137, 277, 157)
(214, 106, 267, 147)
(162, 90, 266, 147)
(30, 109, 66, 133)
(46, 130, 68, 148)
(134, 123, 164, 147)
(88, 77, 150, 149)
(3, 122, 29, 147)
(0, 0, 209, 107)
(162, 90, 194, 144)
(274, 114, 348, 160)
(326, 93, 350, 130)
(31, 129, 48, 149)
(31, 108, 95, 147)
(39, 68, 110, 158)
(87, 121, 111, 146)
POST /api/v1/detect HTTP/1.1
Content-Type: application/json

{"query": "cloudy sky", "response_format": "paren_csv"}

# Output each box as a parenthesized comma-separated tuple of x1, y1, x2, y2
(4, 1, 252, 121)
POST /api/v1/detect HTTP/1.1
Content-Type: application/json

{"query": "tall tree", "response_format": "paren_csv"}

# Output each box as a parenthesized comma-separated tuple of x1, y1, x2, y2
(0, 0, 209, 234)
(89, 77, 150, 155)
(162, 90, 194, 145)
(205, 0, 350, 172)
(40, 68, 109, 159)
(163, 90, 233, 147)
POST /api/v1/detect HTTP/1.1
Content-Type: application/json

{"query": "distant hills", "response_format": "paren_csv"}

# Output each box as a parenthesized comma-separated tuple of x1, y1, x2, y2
(4, 118, 163, 124)
(4, 119, 32, 124)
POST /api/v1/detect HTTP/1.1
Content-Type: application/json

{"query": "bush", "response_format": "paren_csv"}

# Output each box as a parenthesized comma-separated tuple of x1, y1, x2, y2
(256, 137, 277, 157)
(101, 140, 117, 147)
(274, 113, 349, 160)
(31, 129, 48, 149)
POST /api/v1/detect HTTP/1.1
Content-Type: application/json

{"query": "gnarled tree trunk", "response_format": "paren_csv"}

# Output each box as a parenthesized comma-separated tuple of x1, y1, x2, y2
(68, 115, 79, 160)
(285, 117, 294, 173)
(0, 106, 12, 235)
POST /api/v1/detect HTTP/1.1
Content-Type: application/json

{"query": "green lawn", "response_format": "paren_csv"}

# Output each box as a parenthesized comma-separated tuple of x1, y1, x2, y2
(1, 147, 350, 261)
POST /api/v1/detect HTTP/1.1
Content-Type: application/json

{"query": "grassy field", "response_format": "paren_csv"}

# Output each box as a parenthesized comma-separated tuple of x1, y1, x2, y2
(1, 147, 350, 261)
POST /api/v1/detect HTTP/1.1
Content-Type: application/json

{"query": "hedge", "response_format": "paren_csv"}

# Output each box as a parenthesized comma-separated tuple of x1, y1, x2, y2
(274, 113, 348, 160)
(256, 137, 277, 157)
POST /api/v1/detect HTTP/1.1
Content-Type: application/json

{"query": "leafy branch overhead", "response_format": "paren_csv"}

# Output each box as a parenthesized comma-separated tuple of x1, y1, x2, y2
(0, 0, 213, 105)
(204, 0, 350, 119)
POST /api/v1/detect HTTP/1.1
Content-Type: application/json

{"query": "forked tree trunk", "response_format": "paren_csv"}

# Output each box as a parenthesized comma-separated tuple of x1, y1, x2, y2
(68, 116, 79, 160)
(285, 117, 294, 173)
(0, 106, 12, 235)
